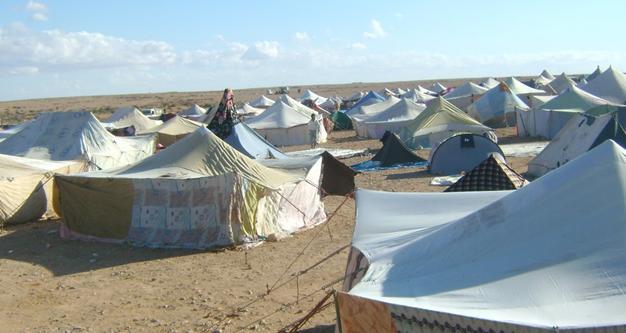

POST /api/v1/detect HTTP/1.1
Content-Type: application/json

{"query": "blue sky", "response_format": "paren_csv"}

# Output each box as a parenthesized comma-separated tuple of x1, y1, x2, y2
(1, 0, 626, 101)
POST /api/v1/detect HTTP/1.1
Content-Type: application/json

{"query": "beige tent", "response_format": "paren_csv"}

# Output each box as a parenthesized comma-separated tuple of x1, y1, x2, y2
(0, 154, 85, 225)
(102, 107, 162, 133)
(55, 127, 326, 249)
(142, 115, 204, 146)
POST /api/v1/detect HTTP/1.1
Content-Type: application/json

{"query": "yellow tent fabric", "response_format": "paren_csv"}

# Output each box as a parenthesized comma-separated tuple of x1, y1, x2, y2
(142, 115, 204, 146)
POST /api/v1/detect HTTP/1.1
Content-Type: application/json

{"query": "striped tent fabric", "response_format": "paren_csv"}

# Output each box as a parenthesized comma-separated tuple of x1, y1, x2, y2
(444, 154, 528, 192)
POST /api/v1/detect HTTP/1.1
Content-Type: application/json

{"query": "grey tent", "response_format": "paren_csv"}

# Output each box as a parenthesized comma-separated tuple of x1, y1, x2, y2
(429, 133, 504, 175)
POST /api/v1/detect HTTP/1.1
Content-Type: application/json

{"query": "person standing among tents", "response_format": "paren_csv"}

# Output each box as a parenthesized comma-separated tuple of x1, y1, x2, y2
(207, 88, 236, 139)
(308, 113, 320, 148)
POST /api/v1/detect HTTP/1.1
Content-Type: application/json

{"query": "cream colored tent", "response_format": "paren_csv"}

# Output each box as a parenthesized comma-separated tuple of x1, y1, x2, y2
(245, 101, 327, 146)
(360, 99, 426, 139)
(55, 127, 326, 249)
(236, 103, 265, 117)
(0, 154, 85, 225)
(503, 77, 545, 96)
(179, 104, 208, 121)
(348, 96, 401, 138)
(249, 95, 275, 109)
(102, 107, 162, 133)
(398, 97, 494, 149)
(401, 89, 436, 104)
(142, 115, 204, 146)
(278, 94, 330, 116)
(0, 111, 156, 171)
(443, 82, 489, 111)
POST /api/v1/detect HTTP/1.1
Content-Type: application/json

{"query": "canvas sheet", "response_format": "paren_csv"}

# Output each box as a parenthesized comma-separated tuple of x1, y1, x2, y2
(500, 141, 549, 157)
(127, 176, 239, 249)
(430, 175, 462, 186)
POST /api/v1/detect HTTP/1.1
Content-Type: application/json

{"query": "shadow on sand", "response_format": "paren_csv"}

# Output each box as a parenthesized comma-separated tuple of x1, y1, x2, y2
(385, 168, 432, 180)
(0, 220, 205, 276)
(298, 324, 335, 333)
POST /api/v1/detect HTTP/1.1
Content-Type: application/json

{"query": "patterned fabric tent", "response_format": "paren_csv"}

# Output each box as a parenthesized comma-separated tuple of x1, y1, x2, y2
(445, 154, 528, 192)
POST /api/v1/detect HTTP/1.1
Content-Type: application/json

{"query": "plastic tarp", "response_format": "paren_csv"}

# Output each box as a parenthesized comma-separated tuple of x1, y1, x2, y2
(0, 120, 32, 143)
(398, 97, 493, 149)
(468, 82, 530, 128)
(340, 140, 626, 332)
(580, 66, 626, 104)
(55, 127, 326, 249)
(0, 111, 156, 171)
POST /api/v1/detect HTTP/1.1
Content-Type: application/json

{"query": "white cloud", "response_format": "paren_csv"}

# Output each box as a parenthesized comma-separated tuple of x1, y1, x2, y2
(32, 12, 48, 21)
(295, 32, 309, 41)
(242, 41, 280, 60)
(26, 0, 47, 12)
(350, 42, 366, 50)
(8, 66, 39, 75)
(363, 19, 387, 39)
(0, 25, 177, 72)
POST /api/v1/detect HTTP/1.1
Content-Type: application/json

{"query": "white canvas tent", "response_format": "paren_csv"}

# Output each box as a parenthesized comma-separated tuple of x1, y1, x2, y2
(518, 85, 615, 139)
(540, 69, 555, 80)
(416, 85, 436, 95)
(249, 95, 275, 109)
(339, 139, 626, 332)
(348, 96, 401, 138)
(544, 72, 577, 95)
(528, 112, 626, 177)
(55, 127, 326, 249)
(278, 94, 330, 116)
(102, 107, 162, 133)
(178, 104, 207, 121)
(398, 97, 494, 149)
(443, 82, 489, 111)
(428, 82, 447, 94)
(580, 66, 626, 104)
(467, 82, 530, 128)
(359, 99, 426, 139)
(235, 103, 264, 117)
(400, 89, 436, 104)
(142, 115, 204, 146)
(299, 89, 328, 105)
(503, 77, 545, 97)
(0, 154, 84, 225)
(244, 101, 327, 146)
(0, 111, 156, 171)
(480, 77, 500, 89)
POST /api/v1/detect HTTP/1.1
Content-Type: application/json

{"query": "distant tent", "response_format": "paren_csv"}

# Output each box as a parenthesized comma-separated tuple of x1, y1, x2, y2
(401, 88, 436, 104)
(530, 95, 556, 108)
(319, 96, 341, 112)
(540, 69, 555, 80)
(244, 101, 327, 146)
(429, 133, 504, 175)
(224, 122, 288, 159)
(0, 120, 32, 143)
(528, 112, 626, 177)
(372, 131, 425, 167)
(0, 111, 156, 171)
(518, 85, 615, 139)
(502, 77, 545, 96)
(346, 91, 386, 113)
(278, 94, 330, 116)
(442, 82, 488, 99)
(235, 103, 264, 117)
(580, 66, 626, 104)
(393, 88, 407, 96)
(299, 89, 328, 105)
(467, 82, 530, 128)
(534, 75, 553, 87)
(416, 85, 436, 95)
(380, 88, 396, 97)
(178, 104, 207, 121)
(443, 82, 489, 111)
(142, 115, 204, 146)
(55, 127, 326, 249)
(346, 91, 366, 103)
(249, 95, 275, 109)
(428, 82, 447, 94)
(444, 154, 528, 192)
(330, 111, 353, 130)
(339, 140, 626, 333)
(480, 77, 500, 89)
(348, 96, 401, 138)
(586, 65, 602, 82)
(103, 107, 162, 133)
(0, 155, 84, 225)
(544, 72, 577, 94)
(398, 97, 494, 149)
(359, 99, 426, 139)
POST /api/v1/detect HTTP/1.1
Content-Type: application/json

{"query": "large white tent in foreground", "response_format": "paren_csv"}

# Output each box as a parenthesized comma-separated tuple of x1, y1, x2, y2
(339, 140, 626, 332)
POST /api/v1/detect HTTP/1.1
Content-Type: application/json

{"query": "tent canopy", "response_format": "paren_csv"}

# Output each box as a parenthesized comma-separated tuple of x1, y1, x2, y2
(445, 154, 528, 192)
(224, 122, 288, 159)
(103, 107, 162, 133)
(581, 66, 626, 104)
(468, 82, 530, 127)
(179, 104, 207, 116)
(372, 131, 425, 167)
(502, 77, 545, 95)
(248, 95, 275, 108)
(442, 82, 488, 99)
(540, 85, 614, 113)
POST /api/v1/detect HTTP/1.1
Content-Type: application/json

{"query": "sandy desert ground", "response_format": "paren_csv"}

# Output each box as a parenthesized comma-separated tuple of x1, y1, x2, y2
(0, 82, 537, 332)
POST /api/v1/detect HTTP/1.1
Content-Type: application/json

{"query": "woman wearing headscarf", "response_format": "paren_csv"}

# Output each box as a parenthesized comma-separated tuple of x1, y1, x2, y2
(207, 88, 236, 139)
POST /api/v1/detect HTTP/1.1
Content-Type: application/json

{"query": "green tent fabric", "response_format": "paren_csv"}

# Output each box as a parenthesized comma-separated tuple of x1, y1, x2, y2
(398, 97, 493, 149)
(331, 111, 353, 130)
(541, 85, 612, 114)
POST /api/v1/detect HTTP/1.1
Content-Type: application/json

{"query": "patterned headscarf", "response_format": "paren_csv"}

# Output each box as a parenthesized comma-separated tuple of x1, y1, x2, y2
(221, 88, 234, 111)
